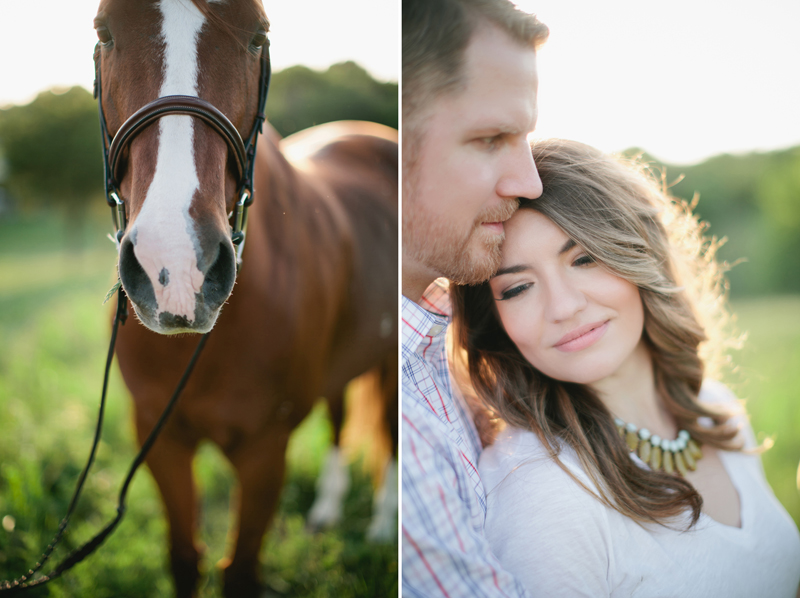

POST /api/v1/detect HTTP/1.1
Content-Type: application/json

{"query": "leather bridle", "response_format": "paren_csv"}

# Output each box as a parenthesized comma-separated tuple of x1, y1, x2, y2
(93, 39, 271, 267)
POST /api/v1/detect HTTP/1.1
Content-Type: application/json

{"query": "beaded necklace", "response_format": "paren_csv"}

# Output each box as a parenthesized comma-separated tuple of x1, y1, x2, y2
(614, 418, 703, 477)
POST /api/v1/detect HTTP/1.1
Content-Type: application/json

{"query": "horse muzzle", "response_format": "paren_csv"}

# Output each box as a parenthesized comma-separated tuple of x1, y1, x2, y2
(118, 227, 237, 334)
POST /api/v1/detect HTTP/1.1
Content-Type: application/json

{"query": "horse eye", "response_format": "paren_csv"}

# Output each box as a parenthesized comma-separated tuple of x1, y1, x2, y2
(252, 30, 267, 49)
(96, 26, 112, 45)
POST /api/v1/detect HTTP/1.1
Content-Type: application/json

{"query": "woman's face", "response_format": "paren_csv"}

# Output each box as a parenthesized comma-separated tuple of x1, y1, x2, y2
(489, 209, 645, 386)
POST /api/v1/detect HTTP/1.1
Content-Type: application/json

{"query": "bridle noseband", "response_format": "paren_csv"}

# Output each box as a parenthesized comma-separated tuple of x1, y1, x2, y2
(93, 40, 271, 267)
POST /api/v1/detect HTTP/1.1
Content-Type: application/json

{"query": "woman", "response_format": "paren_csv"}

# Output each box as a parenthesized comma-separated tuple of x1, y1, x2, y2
(450, 139, 800, 597)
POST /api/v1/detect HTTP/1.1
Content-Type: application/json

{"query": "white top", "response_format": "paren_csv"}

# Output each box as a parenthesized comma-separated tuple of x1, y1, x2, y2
(478, 380, 800, 597)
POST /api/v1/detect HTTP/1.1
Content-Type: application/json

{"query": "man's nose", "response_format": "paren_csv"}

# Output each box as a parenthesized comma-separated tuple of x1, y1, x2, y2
(496, 141, 543, 200)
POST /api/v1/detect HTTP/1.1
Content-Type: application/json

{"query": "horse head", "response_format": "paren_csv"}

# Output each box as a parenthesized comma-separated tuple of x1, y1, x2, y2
(94, 0, 269, 334)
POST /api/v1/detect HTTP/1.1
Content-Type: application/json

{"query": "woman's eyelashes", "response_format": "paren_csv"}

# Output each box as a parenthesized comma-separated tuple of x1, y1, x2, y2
(497, 282, 532, 301)
(573, 253, 596, 267)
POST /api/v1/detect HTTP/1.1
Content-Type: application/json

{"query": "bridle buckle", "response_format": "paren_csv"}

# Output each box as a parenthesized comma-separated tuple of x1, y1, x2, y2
(109, 190, 127, 248)
(231, 188, 251, 267)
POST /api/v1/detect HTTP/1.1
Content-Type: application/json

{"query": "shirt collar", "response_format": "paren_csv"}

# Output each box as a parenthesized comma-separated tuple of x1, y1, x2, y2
(401, 279, 452, 353)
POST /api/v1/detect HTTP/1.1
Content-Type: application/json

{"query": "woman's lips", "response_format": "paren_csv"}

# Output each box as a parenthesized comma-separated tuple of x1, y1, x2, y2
(554, 320, 609, 353)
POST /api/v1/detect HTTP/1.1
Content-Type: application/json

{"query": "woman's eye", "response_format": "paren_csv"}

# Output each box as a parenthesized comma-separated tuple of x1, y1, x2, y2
(573, 254, 595, 267)
(498, 283, 531, 301)
(96, 26, 112, 45)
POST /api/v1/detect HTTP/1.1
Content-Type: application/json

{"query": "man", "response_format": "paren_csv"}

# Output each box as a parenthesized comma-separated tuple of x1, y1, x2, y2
(401, 0, 548, 595)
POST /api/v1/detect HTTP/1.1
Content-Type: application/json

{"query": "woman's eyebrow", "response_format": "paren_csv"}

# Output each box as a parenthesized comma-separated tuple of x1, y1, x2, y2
(559, 239, 576, 255)
(492, 264, 529, 278)
(492, 240, 576, 278)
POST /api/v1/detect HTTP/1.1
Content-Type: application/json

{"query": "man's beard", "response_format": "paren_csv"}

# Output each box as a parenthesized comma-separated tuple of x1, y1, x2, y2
(403, 198, 518, 286)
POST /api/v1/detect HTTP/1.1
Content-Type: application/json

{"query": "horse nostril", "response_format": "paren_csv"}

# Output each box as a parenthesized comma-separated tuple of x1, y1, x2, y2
(201, 242, 236, 311)
(118, 235, 157, 311)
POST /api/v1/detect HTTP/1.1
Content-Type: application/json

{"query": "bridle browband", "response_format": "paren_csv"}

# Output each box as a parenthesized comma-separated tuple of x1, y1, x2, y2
(93, 38, 271, 267)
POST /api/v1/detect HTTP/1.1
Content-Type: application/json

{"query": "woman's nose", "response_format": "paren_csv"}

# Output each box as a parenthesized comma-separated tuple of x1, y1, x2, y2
(544, 274, 588, 323)
(496, 141, 542, 201)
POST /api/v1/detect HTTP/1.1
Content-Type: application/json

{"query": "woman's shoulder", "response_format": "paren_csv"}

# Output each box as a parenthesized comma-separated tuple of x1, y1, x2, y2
(479, 426, 606, 516)
(479, 426, 617, 596)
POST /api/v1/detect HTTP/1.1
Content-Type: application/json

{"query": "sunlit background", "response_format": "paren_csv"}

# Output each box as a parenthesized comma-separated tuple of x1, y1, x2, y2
(0, 0, 399, 108)
(518, 0, 800, 164)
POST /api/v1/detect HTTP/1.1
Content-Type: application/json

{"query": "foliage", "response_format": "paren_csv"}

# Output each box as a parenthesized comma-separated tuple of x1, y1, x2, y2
(724, 296, 800, 529)
(0, 87, 103, 210)
(622, 146, 800, 297)
(266, 61, 398, 137)
(0, 61, 397, 213)
(0, 213, 397, 597)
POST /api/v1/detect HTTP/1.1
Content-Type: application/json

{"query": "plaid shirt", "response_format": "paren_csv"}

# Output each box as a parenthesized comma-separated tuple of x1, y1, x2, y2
(402, 281, 530, 597)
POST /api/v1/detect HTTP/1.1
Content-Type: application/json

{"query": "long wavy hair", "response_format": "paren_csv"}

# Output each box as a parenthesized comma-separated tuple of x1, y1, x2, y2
(450, 138, 742, 527)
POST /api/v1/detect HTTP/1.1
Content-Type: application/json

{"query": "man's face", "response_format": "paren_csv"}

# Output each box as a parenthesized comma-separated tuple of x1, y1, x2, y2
(403, 24, 543, 287)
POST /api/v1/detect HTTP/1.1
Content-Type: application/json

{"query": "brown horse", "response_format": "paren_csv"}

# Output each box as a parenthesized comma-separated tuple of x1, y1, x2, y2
(93, 1, 397, 596)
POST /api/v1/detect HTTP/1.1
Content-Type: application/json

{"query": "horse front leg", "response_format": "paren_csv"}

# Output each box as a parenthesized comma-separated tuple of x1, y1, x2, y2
(221, 430, 290, 598)
(136, 415, 201, 598)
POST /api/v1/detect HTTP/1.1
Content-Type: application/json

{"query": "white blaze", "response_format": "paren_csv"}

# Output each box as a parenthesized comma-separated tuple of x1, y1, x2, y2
(132, 0, 206, 322)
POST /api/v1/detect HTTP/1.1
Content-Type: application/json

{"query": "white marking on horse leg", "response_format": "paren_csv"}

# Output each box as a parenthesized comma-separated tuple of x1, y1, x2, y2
(131, 0, 207, 322)
(366, 458, 398, 543)
(307, 447, 350, 529)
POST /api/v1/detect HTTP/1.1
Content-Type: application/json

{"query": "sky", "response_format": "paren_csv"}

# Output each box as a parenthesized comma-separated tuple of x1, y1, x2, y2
(519, 0, 800, 163)
(1, 1, 799, 164)
(0, 0, 400, 103)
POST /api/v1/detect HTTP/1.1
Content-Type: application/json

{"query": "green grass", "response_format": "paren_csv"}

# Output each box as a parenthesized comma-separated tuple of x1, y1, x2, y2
(725, 296, 800, 528)
(0, 213, 397, 597)
(1, 210, 798, 595)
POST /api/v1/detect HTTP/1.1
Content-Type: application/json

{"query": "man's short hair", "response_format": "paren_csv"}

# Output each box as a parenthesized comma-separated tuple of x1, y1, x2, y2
(402, 0, 549, 128)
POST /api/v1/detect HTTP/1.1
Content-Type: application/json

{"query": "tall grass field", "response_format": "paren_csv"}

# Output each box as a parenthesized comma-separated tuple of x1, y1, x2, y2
(0, 213, 798, 596)
(0, 213, 398, 597)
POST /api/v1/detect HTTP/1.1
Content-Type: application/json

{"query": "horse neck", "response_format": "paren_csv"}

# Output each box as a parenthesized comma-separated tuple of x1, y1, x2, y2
(251, 128, 352, 260)
(235, 127, 355, 389)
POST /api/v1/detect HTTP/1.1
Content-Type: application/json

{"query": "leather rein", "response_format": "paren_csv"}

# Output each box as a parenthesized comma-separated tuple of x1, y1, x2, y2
(95, 39, 272, 266)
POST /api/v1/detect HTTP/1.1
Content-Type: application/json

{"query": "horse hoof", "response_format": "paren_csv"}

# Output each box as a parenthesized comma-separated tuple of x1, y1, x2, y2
(170, 553, 201, 598)
(222, 564, 269, 598)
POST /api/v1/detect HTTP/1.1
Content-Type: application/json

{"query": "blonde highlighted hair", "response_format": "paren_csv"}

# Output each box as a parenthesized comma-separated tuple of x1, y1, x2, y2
(451, 138, 741, 527)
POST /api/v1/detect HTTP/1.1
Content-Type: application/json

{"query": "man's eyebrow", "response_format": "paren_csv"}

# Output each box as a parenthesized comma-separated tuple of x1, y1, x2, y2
(559, 239, 576, 255)
(492, 264, 529, 278)
(466, 123, 521, 137)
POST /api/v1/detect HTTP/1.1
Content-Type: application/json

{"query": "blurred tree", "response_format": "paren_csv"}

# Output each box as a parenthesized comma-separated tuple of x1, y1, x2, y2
(0, 86, 103, 209)
(622, 147, 800, 297)
(0, 86, 103, 248)
(753, 148, 800, 294)
(757, 148, 800, 236)
(266, 61, 398, 136)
